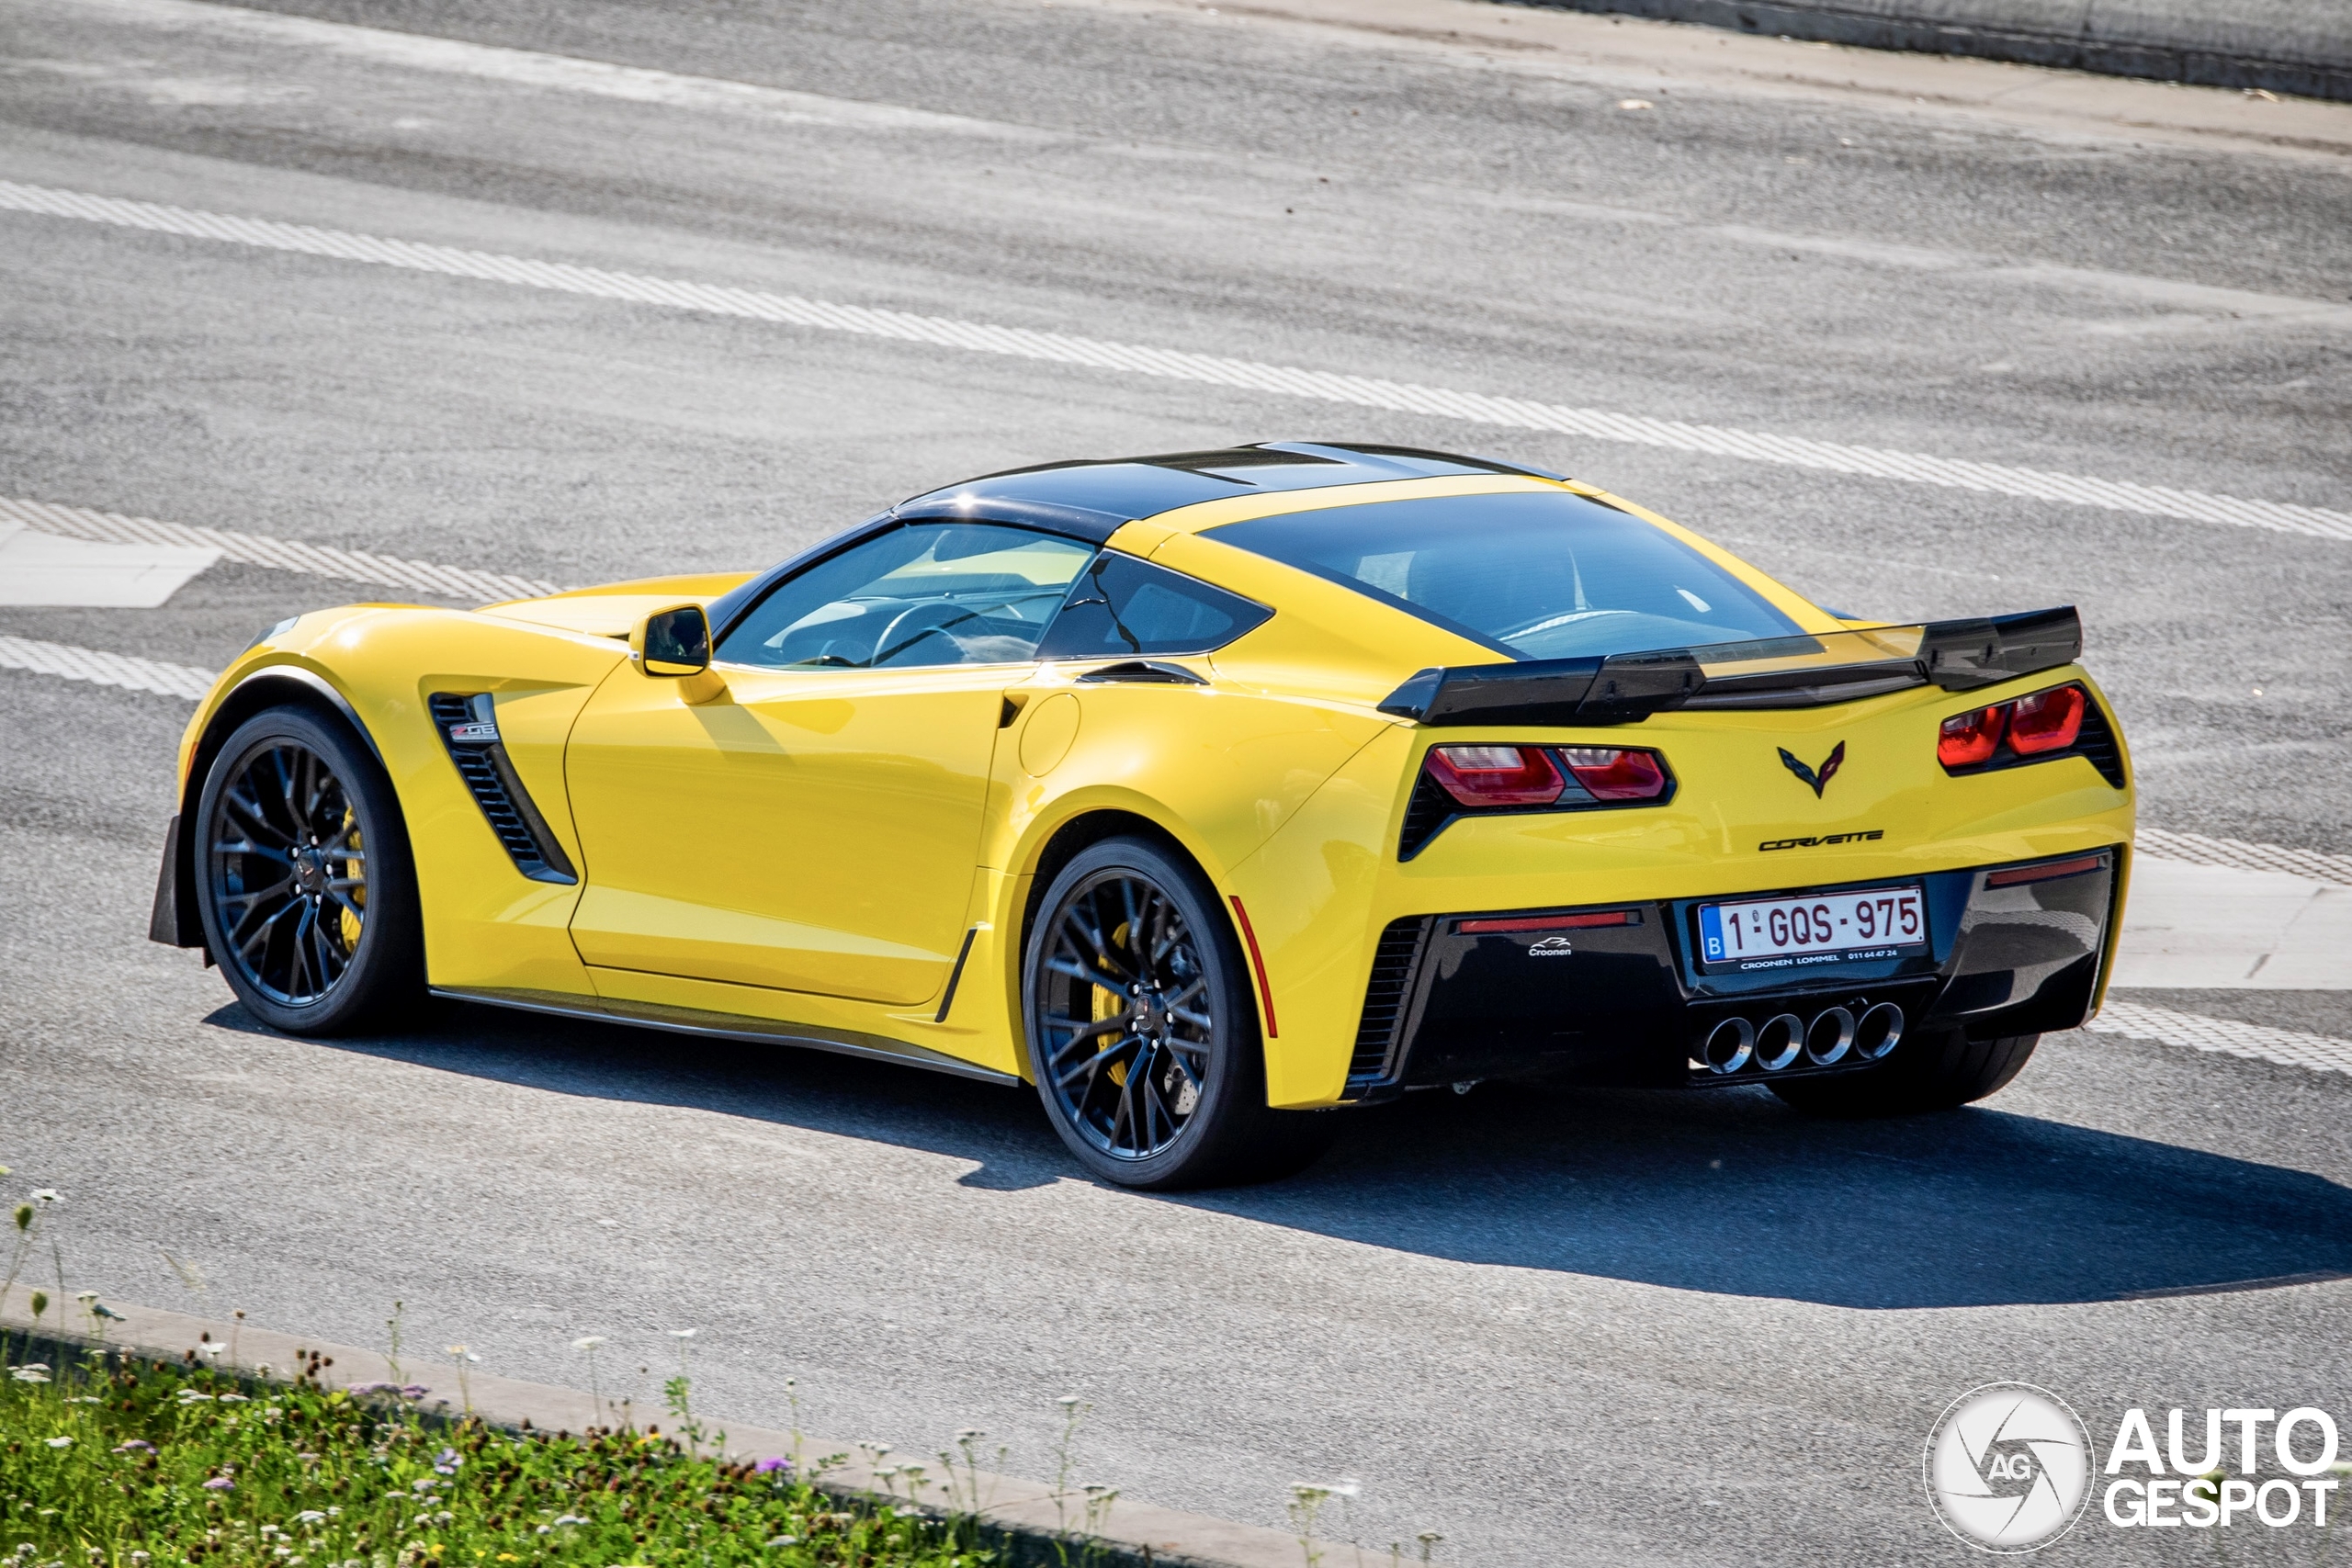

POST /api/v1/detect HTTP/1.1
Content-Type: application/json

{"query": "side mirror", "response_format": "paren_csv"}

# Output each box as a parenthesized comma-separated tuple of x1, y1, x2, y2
(632, 604, 711, 677)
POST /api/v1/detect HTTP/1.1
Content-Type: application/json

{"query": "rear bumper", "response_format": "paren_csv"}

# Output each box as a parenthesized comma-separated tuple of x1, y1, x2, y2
(1343, 847, 2120, 1099)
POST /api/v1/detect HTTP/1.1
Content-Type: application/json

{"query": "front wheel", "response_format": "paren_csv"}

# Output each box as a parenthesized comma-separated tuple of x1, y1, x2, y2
(193, 705, 424, 1035)
(1769, 1031, 2040, 1117)
(1023, 837, 1333, 1189)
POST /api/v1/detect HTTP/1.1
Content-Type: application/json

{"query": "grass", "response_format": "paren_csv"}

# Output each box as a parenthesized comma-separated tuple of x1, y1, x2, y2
(0, 1343, 996, 1568)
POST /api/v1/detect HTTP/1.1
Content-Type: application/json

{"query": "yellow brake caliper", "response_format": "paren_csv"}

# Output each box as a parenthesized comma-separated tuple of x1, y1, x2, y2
(339, 807, 365, 951)
(1097, 920, 1130, 1086)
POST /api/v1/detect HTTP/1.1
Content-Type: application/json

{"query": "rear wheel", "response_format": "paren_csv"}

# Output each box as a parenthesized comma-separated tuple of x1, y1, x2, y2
(1768, 1030, 2040, 1117)
(193, 706, 423, 1035)
(1023, 837, 1333, 1189)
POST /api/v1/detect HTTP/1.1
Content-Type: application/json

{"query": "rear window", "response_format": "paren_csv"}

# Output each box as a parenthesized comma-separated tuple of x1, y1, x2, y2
(1205, 491, 1804, 660)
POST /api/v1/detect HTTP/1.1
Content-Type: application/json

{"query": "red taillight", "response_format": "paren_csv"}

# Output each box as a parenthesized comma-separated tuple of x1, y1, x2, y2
(1559, 747, 1670, 801)
(2007, 685, 2086, 755)
(1938, 705, 2006, 768)
(1426, 745, 1564, 807)
(1939, 683, 2093, 771)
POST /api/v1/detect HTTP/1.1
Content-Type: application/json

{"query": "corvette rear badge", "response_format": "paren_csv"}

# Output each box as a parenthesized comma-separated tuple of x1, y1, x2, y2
(1779, 741, 1847, 798)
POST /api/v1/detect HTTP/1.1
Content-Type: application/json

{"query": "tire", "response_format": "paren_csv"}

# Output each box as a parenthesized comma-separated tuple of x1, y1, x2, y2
(1022, 836, 1335, 1189)
(1768, 1029, 2040, 1117)
(193, 705, 424, 1036)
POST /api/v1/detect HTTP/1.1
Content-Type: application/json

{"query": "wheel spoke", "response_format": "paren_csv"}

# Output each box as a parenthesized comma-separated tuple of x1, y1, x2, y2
(220, 877, 294, 910)
(310, 915, 345, 984)
(1045, 955, 1127, 992)
(1059, 906, 1135, 987)
(1053, 1032, 1136, 1088)
(222, 791, 294, 849)
(1044, 1011, 1130, 1047)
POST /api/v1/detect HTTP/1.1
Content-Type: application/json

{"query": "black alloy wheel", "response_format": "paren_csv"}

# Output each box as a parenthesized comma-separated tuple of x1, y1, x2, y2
(1023, 836, 1334, 1189)
(1038, 868, 1214, 1160)
(194, 706, 422, 1035)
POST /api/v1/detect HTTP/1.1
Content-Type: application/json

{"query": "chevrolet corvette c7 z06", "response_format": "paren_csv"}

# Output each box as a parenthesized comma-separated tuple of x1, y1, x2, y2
(152, 444, 2133, 1187)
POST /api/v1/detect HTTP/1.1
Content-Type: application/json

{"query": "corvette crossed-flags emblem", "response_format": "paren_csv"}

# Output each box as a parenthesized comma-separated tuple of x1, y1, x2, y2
(1778, 741, 1847, 798)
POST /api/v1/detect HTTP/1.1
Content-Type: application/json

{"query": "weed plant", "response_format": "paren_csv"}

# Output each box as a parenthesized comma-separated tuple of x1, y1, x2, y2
(0, 1346, 993, 1568)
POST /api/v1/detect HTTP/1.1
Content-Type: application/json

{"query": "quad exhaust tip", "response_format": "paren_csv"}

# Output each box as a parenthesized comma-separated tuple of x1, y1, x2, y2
(1702, 1002, 1904, 1076)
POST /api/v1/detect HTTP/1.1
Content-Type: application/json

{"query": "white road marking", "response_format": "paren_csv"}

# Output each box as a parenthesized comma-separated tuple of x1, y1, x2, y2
(2134, 828, 2352, 886)
(64, 0, 1055, 142)
(4, 180, 2347, 544)
(55, 0, 2352, 337)
(2114, 859, 2352, 989)
(0, 634, 215, 699)
(2085, 1001, 2352, 1078)
(0, 496, 562, 603)
(0, 520, 218, 605)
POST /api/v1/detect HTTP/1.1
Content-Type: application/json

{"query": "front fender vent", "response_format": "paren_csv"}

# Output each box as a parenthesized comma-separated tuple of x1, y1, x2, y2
(428, 693, 577, 884)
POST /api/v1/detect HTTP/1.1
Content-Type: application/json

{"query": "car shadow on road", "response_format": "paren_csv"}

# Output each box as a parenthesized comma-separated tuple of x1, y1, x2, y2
(265, 999, 2352, 1313)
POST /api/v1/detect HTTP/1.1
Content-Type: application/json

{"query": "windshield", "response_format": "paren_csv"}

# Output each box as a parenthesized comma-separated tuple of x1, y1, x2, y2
(1204, 491, 1804, 659)
(716, 524, 1097, 669)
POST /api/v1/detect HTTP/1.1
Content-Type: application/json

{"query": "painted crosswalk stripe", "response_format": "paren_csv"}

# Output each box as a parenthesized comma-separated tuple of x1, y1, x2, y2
(3, 179, 2346, 544)
(0, 496, 562, 603)
(2085, 1001, 2352, 1077)
(0, 634, 216, 699)
(2132, 828, 2352, 887)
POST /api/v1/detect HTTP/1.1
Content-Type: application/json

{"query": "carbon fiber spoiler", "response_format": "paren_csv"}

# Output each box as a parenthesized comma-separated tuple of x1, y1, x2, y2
(1376, 606, 2082, 727)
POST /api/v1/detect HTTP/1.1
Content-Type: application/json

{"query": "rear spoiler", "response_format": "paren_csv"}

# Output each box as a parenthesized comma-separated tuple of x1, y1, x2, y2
(1377, 606, 2082, 728)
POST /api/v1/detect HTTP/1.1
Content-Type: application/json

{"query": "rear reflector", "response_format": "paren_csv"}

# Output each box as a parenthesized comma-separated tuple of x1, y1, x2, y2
(1427, 744, 1565, 807)
(2007, 684, 2086, 754)
(1938, 705, 2006, 767)
(1985, 853, 2106, 887)
(1457, 909, 1638, 934)
(1558, 747, 1670, 801)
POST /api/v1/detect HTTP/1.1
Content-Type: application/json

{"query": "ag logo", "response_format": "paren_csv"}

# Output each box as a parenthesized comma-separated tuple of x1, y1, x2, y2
(1778, 740, 1846, 798)
(1925, 1382, 2093, 1552)
(1527, 936, 1574, 957)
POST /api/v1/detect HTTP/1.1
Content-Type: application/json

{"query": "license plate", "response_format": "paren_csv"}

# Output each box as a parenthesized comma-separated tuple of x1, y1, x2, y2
(1698, 886, 1927, 968)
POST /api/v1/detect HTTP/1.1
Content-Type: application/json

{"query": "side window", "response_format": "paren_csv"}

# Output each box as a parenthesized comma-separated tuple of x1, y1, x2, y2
(1035, 552, 1272, 660)
(716, 525, 1097, 670)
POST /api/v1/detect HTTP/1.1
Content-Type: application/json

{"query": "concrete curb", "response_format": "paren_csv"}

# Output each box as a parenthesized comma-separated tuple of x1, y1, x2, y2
(1, 1290, 1369, 1568)
(1498, 0, 2352, 101)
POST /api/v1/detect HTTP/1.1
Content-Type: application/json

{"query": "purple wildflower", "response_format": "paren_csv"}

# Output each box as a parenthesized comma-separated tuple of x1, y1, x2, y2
(399, 1384, 430, 1400)
(114, 1440, 156, 1454)
(202, 1477, 234, 1492)
(754, 1456, 792, 1475)
(433, 1448, 462, 1474)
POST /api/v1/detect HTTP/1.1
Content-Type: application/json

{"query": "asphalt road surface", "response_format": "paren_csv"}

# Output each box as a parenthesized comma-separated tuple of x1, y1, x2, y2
(2, 0, 2349, 1562)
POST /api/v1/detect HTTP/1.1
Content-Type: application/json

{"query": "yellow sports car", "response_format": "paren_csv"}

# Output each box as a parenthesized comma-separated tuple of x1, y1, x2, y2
(151, 444, 2133, 1187)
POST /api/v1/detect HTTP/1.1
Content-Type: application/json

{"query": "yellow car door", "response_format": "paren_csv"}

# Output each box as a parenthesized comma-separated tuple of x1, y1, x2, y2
(564, 522, 1098, 1010)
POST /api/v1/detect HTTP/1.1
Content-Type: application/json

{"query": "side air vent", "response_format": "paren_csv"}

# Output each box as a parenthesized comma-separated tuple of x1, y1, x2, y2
(1345, 916, 1430, 1096)
(2072, 694, 2127, 789)
(428, 693, 577, 885)
(1397, 772, 1455, 861)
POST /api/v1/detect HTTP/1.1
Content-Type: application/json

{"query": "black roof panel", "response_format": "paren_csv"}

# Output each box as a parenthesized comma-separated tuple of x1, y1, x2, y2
(893, 443, 1558, 540)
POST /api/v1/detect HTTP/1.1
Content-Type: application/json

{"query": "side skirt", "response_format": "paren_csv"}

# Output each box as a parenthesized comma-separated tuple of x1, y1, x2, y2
(430, 986, 1022, 1087)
